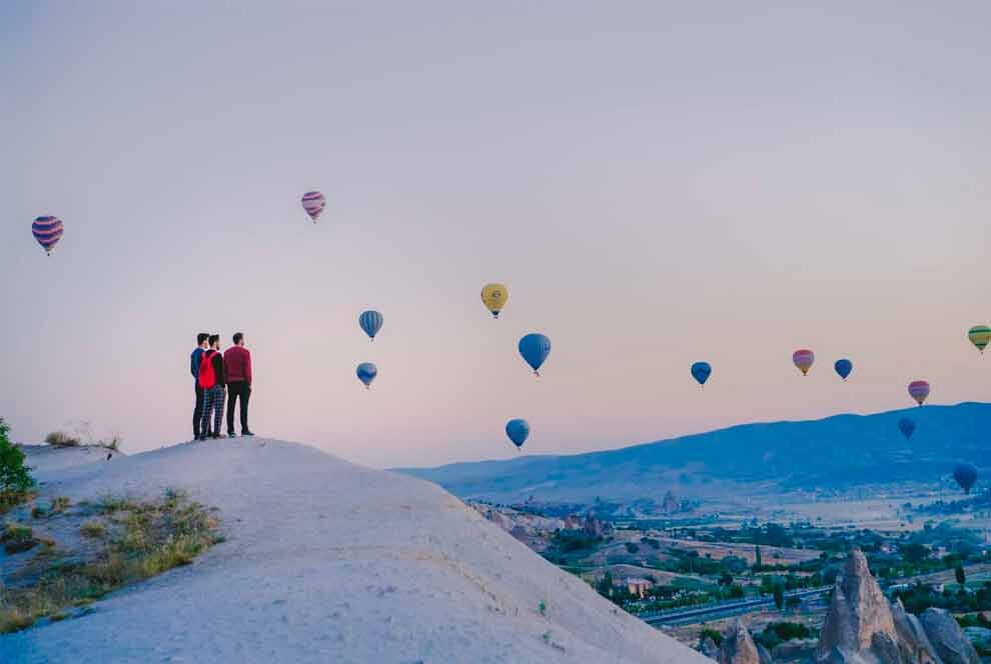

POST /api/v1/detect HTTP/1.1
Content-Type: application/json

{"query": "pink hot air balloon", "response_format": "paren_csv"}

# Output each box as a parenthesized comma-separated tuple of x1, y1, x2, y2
(792, 349, 815, 376)
(908, 380, 930, 406)
(32, 216, 64, 255)
(301, 191, 326, 222)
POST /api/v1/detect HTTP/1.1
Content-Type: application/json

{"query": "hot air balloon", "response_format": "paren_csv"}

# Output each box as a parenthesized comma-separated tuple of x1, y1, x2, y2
(32, 216, 64, 255)
(897, 418, 917, 440)
(793, 349, 815, 376)
(969, 325, 991, 354)
(690, 362, 712, 387)
(301, 191, 325, 222)
(358, 310, 383, 341)
(518, 333, 551, 376)
(481, 283, 508, 318)
(505, 419, 530, 449)
(356, 362, 377, 389)
(953, 463, 978, 494)
(834, 359, 853, 381)
(908, 380, 930, 406)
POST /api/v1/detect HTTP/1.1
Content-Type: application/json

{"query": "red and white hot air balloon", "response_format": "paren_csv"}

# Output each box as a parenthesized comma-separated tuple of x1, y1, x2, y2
(32, 216, 64, 255)
(301, 191, 326, 223)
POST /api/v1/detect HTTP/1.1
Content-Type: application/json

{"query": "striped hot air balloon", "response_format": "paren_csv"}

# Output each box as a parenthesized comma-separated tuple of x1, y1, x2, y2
(358, 310, 383, 341)
(908, 380, 930, 406)
(32, 216, 64, 255)
(301, 191, 326, 222)
(792, 349, 815, 376)
(968, 325, 991, 354)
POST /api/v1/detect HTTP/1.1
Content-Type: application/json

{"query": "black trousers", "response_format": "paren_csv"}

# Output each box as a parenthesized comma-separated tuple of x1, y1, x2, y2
(227, 381, 251, 433)
(193, 385, 205, 437)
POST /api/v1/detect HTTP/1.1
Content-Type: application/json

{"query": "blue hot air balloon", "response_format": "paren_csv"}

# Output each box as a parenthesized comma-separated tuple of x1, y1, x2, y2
(356, 362, 377, 388)
(690, 361, 712, 387)
(898, 418, 917, 440)
(834, 359, 853, 381)
(518, 333, 551, 376)
(505, 419, 530, 449)
(358, 310, 383, 341)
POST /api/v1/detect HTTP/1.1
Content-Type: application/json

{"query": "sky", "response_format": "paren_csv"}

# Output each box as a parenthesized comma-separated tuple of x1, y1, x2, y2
(2, 1, 989, 469)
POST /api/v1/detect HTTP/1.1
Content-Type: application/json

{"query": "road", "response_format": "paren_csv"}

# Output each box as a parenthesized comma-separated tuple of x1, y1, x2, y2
(639, 586, 831, 626)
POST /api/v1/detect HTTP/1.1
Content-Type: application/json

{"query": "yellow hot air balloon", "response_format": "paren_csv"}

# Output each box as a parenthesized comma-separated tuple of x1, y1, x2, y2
(968, 325, 991, 354)
(481, 283, 508, 318)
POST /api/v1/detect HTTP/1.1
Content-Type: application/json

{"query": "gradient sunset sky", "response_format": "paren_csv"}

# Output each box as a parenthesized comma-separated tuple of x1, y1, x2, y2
(2, 2, 989, 468)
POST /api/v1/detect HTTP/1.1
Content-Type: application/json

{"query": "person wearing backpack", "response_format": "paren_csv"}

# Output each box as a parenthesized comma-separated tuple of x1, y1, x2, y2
(190, 332, 210, 440)
(197, 334, 226, 440)
(224, 332, 254, 437)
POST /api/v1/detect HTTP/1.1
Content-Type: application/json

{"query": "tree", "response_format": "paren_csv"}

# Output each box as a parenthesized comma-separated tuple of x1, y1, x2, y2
(754, 545, 763, 572)
(0, 418, 34, 505)
(773, 583, 785, 611)
(719, 571, 734, 587)
(956, 565, 966, 587)
(902, 542, 930, 564)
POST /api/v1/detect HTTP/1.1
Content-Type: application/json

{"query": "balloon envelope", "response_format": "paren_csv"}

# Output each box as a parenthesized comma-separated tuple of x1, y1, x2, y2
(301, 191, 326, 222)
(481, 283, 508, 318)
(969, 325, 991, 353)
(356, 362, 377, 388)
(518, 333, 551, 375)
(690, 362, 712, 386)
(358, 310, 383, 340)
(908, 380, 930, 406)
(505, 419, 530, 448)
(834, 358, 853, 381)
(32, 216, 64, 255)
(897, 418, 917, 440)
(793, 349, 815, 376)
(953, 463, 978, 494)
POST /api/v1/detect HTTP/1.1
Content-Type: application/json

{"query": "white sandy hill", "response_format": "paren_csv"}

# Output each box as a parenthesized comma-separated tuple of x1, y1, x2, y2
(2, 439, 705, 664)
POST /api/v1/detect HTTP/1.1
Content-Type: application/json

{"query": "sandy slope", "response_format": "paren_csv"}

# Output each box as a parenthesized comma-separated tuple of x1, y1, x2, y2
(1, 439, 705, 664)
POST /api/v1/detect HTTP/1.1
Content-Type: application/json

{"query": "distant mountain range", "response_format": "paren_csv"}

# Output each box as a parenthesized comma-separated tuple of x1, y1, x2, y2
(396, 403, 991, 503)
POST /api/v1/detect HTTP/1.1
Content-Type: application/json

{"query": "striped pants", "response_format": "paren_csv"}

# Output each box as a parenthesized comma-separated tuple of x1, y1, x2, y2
(200, 386, 225, 437)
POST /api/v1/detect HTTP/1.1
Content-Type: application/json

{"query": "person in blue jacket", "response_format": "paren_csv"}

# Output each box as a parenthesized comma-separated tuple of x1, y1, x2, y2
(191, 332, 209, 440)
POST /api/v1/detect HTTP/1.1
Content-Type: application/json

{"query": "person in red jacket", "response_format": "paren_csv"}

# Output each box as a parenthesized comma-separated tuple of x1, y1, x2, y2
(224, 332, 254, 437)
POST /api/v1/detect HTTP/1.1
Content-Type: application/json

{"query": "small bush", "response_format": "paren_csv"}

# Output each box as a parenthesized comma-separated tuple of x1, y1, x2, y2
(80, 520, 106, 538)
(700, 628, 724, 647)
(31, 506, 46, 519)
(45, 431, 81, 448)
(2, 522, 38, 554)
(52, 496, 71, 512)
(625, 542, 640, 554)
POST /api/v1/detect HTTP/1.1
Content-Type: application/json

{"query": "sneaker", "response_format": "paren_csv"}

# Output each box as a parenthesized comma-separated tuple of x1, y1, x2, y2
(242, 430, 255, 437)
(227, 431, 237, 438)
(196, 436, 207, 442)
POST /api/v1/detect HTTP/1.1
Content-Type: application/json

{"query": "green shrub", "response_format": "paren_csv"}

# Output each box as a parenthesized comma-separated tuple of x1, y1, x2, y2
(0, 419, 34, 508)
(2, 522, 38, 554)
(700, 628, 723, 647)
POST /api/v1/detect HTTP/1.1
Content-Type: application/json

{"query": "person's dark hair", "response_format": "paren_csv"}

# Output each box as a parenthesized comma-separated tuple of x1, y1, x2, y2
(197, 333, 209, 345)
(208, 334, 220, 347)
(233, 332, 244, 345)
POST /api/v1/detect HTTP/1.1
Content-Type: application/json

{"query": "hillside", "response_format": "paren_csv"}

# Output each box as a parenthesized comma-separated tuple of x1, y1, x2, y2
(397, 403, 991, 503)
(0, 439, 705, 663)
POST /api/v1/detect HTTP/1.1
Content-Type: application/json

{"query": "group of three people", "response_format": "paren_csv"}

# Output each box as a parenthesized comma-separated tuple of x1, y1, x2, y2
(191, 332, 254, 440)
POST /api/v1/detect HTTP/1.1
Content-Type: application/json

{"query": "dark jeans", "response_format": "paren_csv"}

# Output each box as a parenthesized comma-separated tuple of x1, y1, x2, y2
(193, 385, 204, 438)
(227, 382, 251, 433)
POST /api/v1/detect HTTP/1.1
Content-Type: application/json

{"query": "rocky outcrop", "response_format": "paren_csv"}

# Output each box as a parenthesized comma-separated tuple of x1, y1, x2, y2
(813, 549, 987, 664)
(661, 490, 680, 514)
(891, 598, 940, 663)
(718, 620, 761, 664)
(919, 609, 979, 664)
(815, 549, 902, 663)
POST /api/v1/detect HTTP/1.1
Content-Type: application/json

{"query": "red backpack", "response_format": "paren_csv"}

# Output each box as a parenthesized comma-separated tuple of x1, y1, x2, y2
(198, 350, 217, 389)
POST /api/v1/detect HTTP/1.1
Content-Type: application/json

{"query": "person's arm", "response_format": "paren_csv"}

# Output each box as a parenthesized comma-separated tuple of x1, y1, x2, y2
(191, 350, 200, 378)
(215, 353, 226, 386)
(246, 349, 252, 385)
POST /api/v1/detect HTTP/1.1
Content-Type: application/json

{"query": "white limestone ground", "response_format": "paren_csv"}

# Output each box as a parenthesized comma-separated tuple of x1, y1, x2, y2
(1, 439, 706, 664)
